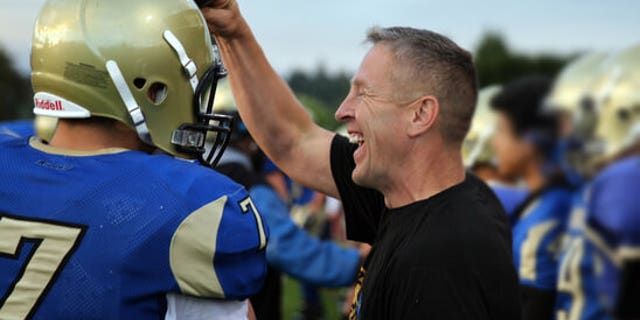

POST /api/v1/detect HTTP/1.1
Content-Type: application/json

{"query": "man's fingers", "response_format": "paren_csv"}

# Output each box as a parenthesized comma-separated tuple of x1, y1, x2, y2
(201, 6, 241, 37)
(197, 0, 233, 9)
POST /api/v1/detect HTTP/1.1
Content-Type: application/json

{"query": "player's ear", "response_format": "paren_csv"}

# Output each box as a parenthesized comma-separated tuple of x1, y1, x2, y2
(407, 95, 439, 138)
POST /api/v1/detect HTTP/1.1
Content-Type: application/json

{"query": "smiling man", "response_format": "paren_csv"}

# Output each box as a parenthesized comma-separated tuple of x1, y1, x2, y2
(201, 1, 521, 319)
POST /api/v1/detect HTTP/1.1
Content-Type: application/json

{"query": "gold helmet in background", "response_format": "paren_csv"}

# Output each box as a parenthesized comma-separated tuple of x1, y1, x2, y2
(545, 52, 611, 177)
(462, 85, 501, 169)
(31, 0, 231, 166)
(546, 52, 609, 125)
(593, 44, 640, 162)
(212, 79, 237, 113)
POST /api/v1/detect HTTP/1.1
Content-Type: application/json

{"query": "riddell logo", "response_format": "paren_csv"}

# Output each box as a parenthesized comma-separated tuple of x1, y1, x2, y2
(35, 99, 63, 111)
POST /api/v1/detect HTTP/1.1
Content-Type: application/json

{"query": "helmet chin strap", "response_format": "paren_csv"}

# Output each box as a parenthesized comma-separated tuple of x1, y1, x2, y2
(105, 60, 152, 145)
(164, 30, 199, 92)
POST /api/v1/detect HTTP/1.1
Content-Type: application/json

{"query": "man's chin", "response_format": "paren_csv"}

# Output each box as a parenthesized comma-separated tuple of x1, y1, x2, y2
(352, 169, 376, 189)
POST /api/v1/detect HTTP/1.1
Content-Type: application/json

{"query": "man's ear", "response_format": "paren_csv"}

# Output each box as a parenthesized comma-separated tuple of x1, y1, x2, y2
(407, 96, 439, 138)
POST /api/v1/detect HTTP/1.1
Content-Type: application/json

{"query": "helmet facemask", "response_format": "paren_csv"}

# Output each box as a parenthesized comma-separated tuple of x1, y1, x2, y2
(171, 57, 234, 168)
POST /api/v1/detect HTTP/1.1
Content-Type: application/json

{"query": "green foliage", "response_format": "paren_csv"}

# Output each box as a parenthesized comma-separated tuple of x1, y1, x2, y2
(474, 32, 576, 87)
(287, 65, 350, 112)
(297, 94, 340, 131)
(0, 46, 32, 121)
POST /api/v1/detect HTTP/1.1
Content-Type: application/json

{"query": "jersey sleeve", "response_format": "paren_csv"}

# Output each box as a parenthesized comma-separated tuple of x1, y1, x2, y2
(250, 184, 360, 287)
(586, 157, 640, 315)
(330, 135, 385, 244)
(587, 158, 640, 256)
(169, 187, 268, 300)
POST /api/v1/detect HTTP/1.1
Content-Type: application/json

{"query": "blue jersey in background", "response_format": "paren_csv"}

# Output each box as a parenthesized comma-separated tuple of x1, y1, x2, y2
(585, 155, 640, 316)
(512, 186, 573, 290)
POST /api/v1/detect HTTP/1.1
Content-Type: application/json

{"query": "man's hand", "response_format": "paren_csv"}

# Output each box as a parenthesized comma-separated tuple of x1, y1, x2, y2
(199, 0, 247, 38)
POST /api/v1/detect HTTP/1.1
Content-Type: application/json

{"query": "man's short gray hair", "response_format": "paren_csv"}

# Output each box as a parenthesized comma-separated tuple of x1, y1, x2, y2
(367, 26, 477, 143)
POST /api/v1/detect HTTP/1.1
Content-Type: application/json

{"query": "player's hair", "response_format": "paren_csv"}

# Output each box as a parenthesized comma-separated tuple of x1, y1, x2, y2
(490, 76, 559, 155)
(366, 26, 478, 144)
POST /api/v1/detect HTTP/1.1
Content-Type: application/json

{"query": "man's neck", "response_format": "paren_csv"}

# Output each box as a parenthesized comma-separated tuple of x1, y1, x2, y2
(381, 145, 466, 209)
(49, 120, 149, 152)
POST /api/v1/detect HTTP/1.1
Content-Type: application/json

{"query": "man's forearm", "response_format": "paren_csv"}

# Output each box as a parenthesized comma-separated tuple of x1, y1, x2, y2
(213, 20, 315, 165)
(201, 3, 339, 198)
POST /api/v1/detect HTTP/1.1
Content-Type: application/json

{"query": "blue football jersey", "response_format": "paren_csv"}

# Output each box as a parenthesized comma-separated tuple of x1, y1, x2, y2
(0, 136, 268, 319)
(585, 155, 640, 314)
(488, 182, 528, 219)
(0, 120, 35, 138)
(554, 187, 611, 320)
(512, 186, 573, 290)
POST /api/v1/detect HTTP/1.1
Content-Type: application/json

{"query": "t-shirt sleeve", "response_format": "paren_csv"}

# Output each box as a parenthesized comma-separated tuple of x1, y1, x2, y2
(330, 134, 385, 244)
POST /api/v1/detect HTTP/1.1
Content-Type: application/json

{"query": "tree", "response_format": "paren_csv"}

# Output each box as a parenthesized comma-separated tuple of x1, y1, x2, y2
(287, 64, 351, 111)
(0, 46, 32, 121)
(297, 94, 340, 131)
(474, 32, 575, 88)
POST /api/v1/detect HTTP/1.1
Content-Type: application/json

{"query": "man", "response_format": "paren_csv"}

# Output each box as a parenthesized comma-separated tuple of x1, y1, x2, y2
(201, 1, 521, 319)
(490, 76, 573, 319)
(0, 0, 267, 319)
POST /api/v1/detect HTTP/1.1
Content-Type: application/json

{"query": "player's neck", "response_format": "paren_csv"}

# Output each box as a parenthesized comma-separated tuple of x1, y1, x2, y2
(382, 144, 465, 209)
(49, 119, 151, 152)
(523, 161, 546, 191)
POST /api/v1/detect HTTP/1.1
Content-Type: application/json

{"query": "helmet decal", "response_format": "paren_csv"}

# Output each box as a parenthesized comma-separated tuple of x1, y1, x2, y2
(33, 92, 91, 118)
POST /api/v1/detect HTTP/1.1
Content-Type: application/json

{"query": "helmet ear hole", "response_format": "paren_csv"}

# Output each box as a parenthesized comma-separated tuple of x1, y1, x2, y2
(148, 82, 168, 105)
(133, 78, 147, 90)
(618, 108, 631, 121)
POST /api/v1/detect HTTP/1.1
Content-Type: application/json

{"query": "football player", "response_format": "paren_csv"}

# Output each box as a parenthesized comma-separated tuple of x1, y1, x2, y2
(462, 85, 528, 217)
(548, 52, 612, 320)
(0, 0, 267, 319)
(490, 76, 574, 320)
(582, 44, 640, 319)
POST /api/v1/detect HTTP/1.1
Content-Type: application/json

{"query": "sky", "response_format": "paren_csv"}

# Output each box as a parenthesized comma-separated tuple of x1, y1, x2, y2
(1, 0, 639, 76)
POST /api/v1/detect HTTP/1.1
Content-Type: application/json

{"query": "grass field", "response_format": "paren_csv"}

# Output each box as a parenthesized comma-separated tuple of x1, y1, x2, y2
(281, 276, 346, 320)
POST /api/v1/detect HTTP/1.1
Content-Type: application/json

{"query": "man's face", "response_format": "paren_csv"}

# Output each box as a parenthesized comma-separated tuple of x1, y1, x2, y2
(491, 113, 535, 180)
(335, 44, 409, 189)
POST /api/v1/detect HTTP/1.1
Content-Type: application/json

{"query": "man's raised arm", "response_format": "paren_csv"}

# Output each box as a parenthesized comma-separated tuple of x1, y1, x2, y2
(201, 1, 339, 198)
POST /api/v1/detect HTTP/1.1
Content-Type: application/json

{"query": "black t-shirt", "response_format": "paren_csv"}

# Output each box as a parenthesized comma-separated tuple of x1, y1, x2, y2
(330, 135, 521, 320)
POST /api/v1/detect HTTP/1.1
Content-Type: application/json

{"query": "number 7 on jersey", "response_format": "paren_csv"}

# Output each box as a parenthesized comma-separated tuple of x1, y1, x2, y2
(0, 214, 86, 319)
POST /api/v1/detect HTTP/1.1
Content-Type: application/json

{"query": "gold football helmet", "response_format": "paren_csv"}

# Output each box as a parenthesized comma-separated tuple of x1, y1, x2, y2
(31, 0, 232, 166)
(212, 79, 237, 113)
(462, 85, 501, 168)
(593, 44, 640, 162)
(546, 52, 608, 121)
(545, 52, 611, 177)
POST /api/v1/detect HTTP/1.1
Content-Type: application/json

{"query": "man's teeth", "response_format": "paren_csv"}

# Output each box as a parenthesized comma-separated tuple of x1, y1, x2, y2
(349, 135, 364, 144)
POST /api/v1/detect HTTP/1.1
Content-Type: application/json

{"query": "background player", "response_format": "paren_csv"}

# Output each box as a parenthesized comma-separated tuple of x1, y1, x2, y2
(582, 44, 640, 320)
(490, 76, 573, 319)
(548, 51, 612, 320)
(462, 85, 528, 216)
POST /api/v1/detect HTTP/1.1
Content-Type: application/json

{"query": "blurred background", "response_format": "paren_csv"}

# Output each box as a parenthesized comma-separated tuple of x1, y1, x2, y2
(1, 0, 639, 125)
